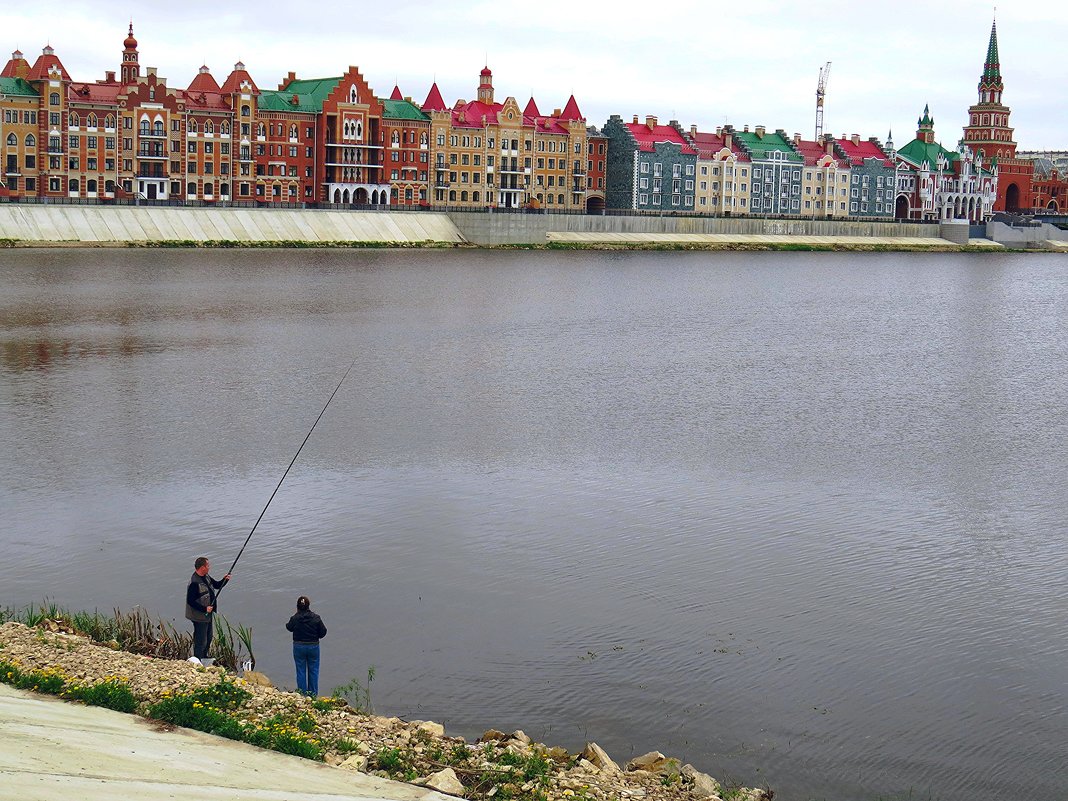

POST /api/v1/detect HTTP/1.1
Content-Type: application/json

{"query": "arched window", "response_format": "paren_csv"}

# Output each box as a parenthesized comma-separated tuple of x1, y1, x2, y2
(153, 119, 164, 136)
(221, 121, 230, 135)
(289, 124, 297, 139)
(187, 182, 197, 195)
(221, 182, 230, 196)
(105, 115, 115, 129)
(87, 114, 97, 128)
(349, 86, 358, 104)
(87, 179, 97, 192)
(139, 118, 150, 135)
(69, 112, 80, 127)
(189, 119, 198, 133)
(461, 191, 468, 202)
(449, 190, 456, 201)
(105, 180, 115, 193)
(241, 105, 250, 117)
(356, 121, 363, 139)
(473, 191, 480, 203)
(26, 134, 36, 148)
(68, 179, 79, 192)
(6, 133, 15, 146)
(50, 92, 60, 105)
(204, 121, 213, 134)
(257, 122, 265, 138)
(391, 130, 400, 146)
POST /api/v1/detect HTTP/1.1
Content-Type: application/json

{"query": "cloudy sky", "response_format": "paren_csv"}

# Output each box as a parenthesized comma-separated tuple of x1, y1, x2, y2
(3, 0, 1065, 149)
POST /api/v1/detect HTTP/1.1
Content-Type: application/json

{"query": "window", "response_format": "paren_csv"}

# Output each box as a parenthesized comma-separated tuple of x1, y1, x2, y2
(50, 93, 60, 106)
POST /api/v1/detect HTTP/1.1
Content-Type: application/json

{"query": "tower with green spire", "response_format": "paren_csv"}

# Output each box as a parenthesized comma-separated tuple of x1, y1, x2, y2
(960, 18, 1033, 213)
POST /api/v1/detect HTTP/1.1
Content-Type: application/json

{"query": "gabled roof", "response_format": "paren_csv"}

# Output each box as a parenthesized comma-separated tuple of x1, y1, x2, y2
(688, 130, 750, 162)
(732, 128, 802, 162)
(835, 137, 894, 169)
(28, 47, 71, 81)
(381, 97, 429, 122)
(793, 138, 847, 168)
(220, 61, 259, 95)
(0, 76, 38, 97)
(422, 82, 447, 112)
(68, 81, 122, 104)
(188, 66, 221, 94)
(625, 121, 698, 155)
(559, 94, 582, 121)
(452, 98, 504, 129)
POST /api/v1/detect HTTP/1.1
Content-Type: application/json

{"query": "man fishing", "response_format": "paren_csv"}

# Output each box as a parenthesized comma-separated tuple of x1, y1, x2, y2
(185, 557, 232, 661)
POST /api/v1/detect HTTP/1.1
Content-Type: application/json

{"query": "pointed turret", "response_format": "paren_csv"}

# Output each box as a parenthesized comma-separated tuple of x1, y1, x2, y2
(187, 64, 221, 93)
(1, 49, 29, 79)
(121, 22, 140, 84)
(523, 96, 541, 119)
(422, 82, 447, 112)
(477, 66, 493, 104)
(983, 20, 1001, 84)
(916, 105, 935, 144)
(559, 94, 583, 121)
(389, 84, 403, 101)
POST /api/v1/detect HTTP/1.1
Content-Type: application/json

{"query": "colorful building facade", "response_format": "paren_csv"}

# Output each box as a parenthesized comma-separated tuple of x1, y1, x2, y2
(603, 114, 698, 212)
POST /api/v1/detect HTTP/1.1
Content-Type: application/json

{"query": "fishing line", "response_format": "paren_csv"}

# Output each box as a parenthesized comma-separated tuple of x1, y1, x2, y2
(222, 357, 359, 582)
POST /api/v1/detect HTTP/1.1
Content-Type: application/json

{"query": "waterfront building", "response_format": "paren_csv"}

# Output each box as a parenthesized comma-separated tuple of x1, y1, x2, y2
(790, 134, 851, 218)
(0, 53, 40, 198)
(959, 20, 1033, 212)
(585, 126, 607, 213)
(381, 86, 430, 207)
(729, 126, 803, 216)
(421, 68, 590, 211)
(602, 114, 698, 212)
(831, 134, 898, 218)
(893, 106, 996, 222)
(680, 125, 751, 216)
(1030, 159, 1066, 213)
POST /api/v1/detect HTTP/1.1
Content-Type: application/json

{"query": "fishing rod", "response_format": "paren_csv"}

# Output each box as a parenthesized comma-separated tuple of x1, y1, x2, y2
(221, 357, 359, 583)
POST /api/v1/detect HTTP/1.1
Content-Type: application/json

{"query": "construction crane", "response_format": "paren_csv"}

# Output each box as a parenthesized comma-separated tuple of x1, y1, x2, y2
(815, 62, 831, 140)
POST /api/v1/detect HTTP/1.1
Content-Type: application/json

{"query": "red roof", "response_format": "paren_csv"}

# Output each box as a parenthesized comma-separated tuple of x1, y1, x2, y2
(835, 137, 894, 168)
(389, 84, 403, 101)
(523, 97, 541, 118)
(1, 50, 27, 79)
(28, 47, 71, 81)
(793, 138, 847, 167)
(452, 99, 501, 129)
(689, 130, 750, 162)
(187, 67, 221, 94)
(220, 62, 258, 95)
(68, 81, 123, 104)
(626, 121, 697, 155)
(422, 82, 447, 112)
(558, 94, 582, 121)
(182, 90, 231, 111)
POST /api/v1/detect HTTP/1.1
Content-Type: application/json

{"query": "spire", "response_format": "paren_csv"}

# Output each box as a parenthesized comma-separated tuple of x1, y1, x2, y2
(559, 94, 583, 121)
(918, 104, 933, 127)
(523, 96, 541, 118)
(422, 82, 447, 112)
(983, 19, 1001, 84)
(389, 84, 403, 101)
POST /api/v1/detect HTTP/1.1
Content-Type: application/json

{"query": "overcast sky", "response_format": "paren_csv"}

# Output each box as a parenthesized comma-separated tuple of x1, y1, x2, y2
(3, 0, 1065, 150)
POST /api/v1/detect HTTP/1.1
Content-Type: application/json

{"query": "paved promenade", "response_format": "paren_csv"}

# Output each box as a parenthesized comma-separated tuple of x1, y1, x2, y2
(0, 684, 455, 801)
(546, 231, 961, 248)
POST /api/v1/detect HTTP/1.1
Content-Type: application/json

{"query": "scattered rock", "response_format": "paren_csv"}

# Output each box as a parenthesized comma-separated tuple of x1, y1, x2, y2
(546, 746, 570, 763)
(479, 728, 508, 742)
(510, 729, 531, 745)
(416, 720, 445, 738)
(581, 742, 621, 773)
(421, 767, 465, 796)
(243, 670, 273, 688)
(339, 754, 369, 772)
(681, 764, 722, 798)
(627, 751, 671, 773)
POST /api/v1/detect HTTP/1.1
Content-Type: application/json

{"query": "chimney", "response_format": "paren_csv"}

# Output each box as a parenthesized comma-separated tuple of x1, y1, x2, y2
(105, 70, 116, 83)
(755, 125, 765, 138)
(147, 67, 157, 77)
(852, 134, 861, 146)
(633, 114, 639, 124)
(793, 133, 801, 146)
(553, 108, 561, 117)
(743, 124, 749, 133)
(715, 126, 721, 136)
(825, 136, 835, 155)
(723, 130, 733, 149)
(690, 124, 698, 137)
(646, 115, 657, 130)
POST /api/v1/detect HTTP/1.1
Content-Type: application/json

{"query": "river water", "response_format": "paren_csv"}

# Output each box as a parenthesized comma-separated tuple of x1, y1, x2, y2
(1, 248, 1066, 800)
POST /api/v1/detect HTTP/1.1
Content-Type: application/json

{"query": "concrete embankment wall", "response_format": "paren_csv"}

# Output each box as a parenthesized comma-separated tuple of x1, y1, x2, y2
(987, 221, 1068, 249)
(446, 211, 937, 246)
(0, 205, 466, 244)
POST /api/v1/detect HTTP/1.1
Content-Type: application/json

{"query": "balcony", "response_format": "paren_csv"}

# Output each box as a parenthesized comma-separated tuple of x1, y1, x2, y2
(138, 130, 167, 139)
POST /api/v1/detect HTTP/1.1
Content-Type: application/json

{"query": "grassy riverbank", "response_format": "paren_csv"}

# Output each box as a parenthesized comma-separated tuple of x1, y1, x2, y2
(0, 608, 770, 801)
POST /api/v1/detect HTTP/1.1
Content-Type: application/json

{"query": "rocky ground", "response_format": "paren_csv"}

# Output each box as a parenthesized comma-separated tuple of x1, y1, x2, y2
(0, 621, 770, 801)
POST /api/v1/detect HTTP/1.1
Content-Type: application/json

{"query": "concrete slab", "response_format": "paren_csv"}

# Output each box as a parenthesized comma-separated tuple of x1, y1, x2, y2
(0, 684, 453, 801)
(545, 231, 957, 247)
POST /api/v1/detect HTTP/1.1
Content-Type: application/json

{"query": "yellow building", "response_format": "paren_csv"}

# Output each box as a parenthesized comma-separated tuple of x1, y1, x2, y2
(684, 126, 751, 216)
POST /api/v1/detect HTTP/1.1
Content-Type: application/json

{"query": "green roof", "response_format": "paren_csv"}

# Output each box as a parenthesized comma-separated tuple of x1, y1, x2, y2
(381, 98, 429, 122)
(983, 21, 1001, 84)
(732, 129, 802, 162)
(896, 138, 959, 168)
(0, 77, 38, 97)
(258, 77, 343, 114)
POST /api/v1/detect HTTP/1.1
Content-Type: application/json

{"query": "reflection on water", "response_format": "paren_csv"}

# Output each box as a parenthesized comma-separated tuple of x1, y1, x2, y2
(2, 248, 1067, 801)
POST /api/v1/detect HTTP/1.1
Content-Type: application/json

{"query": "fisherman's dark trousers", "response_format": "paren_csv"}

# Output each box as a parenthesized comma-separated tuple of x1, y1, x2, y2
(192, 619, 213, 660)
